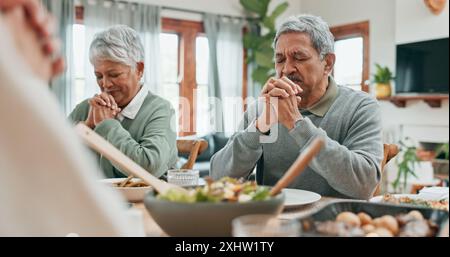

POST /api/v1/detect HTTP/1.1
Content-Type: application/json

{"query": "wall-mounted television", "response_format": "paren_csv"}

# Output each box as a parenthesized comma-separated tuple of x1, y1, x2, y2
(395, 38, 449, 94)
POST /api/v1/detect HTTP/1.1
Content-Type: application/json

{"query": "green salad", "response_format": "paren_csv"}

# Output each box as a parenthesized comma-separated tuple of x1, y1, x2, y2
(158, 177, 271, 203)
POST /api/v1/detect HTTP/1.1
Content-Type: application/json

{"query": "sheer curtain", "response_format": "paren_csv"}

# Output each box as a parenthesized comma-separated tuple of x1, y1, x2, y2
(42, 0, 75, 114)
(204, 14, 245, 135)
(80, 0, 161, 101)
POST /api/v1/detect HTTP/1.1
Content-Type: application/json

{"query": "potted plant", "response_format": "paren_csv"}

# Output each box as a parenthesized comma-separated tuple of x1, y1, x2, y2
(392, 138, 421, 193)
(240, 0, 289, 86)
(372, 63, 395, 98)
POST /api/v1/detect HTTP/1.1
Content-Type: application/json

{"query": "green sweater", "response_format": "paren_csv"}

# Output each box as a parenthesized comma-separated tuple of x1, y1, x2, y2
(69, 93, 177, 178)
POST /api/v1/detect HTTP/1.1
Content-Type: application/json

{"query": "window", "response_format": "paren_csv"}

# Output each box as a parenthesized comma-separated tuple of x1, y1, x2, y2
(71, 6, 88, 112)
(160, 33, 180, 134)
(331, 21, 370, 92)
(159, 33, 213, 136)
(195, 36, 210, 136)
(162, 18, 207, 136)
(334, 37, 363, 91)
(72, 24, 86, 110)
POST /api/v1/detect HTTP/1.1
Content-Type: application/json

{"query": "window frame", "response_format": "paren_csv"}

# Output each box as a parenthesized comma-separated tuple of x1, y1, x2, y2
(162, 18, 205, 136)
(330, 21, 370, 92)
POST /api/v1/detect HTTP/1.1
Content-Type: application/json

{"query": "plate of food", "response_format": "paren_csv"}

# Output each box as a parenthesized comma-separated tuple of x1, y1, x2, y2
(100, 176, 152, 203)
(282, 188, 321, 209)
(370, 193, 449, 211)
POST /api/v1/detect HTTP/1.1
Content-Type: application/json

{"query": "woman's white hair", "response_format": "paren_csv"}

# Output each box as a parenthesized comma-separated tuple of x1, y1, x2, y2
(273, 14, 335, 60)
(89, 25, 144, 67)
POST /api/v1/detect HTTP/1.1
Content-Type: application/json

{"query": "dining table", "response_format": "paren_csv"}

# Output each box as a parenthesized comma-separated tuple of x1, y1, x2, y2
(131, 195, 449, 237)
(131, 196, 350, 237)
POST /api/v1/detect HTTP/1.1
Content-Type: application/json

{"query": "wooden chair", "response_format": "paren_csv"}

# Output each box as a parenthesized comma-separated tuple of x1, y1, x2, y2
(176, 139, 209, 170)
(373, 144, 399, 196)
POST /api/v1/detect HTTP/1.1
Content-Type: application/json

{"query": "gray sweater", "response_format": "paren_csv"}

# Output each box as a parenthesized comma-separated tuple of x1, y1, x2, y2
(210, 82, 383, 200)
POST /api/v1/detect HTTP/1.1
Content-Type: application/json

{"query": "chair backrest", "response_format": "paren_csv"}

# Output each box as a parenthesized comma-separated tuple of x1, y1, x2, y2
(373, 143, 399, 196)
(176, 139, 209, 170)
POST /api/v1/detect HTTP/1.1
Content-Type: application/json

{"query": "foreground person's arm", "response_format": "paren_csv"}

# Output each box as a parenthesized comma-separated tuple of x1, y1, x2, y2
(0, 9, 133, 236)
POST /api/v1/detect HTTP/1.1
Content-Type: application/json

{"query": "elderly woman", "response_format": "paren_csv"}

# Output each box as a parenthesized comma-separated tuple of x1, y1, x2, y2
(69, 25, 177, 178)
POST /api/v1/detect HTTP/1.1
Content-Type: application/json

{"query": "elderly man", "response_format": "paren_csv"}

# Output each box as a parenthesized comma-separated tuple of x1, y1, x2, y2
(210, 15, 383, 200)
(69, 25, 177, 179)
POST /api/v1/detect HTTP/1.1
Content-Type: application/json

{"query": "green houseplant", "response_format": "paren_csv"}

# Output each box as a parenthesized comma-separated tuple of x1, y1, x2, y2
(240, 0, 289, 86)
(392, 138, 421, 193)
(372, 63, 395, 98)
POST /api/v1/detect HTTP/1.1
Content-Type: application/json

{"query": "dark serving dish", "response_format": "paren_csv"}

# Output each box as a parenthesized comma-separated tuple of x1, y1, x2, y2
(143, 189, 285, 236)
(298, 201, 449, 237)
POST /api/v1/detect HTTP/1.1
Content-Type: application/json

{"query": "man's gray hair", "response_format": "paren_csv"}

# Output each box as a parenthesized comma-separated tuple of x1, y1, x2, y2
(273, 14, 335, 59)
(89, 25, 144, 67)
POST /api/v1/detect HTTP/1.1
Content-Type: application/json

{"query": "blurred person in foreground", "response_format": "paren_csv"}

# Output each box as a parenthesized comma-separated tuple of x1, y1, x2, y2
(0, 0, 133, 236)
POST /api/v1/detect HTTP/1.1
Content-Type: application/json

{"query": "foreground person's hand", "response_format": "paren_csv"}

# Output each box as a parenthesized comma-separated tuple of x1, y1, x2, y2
(0, 0, 48, 36)
(1, 5, 64, 81)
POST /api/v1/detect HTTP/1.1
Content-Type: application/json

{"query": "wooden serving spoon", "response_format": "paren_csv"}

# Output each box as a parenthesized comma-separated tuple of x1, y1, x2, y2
(270, 136, 325, 196)
(74, 123, 188, 195)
